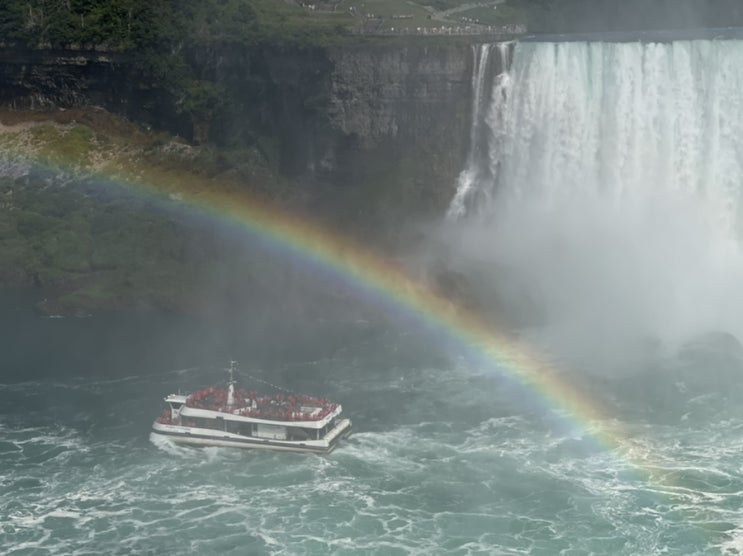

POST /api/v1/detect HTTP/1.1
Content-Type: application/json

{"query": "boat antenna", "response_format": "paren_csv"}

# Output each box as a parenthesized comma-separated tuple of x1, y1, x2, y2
(227, 360, 238, 384)
(226, 360, 238, 406)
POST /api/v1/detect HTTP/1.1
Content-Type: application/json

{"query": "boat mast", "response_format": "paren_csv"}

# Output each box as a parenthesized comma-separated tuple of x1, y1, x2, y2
(227, 360, 238, 407)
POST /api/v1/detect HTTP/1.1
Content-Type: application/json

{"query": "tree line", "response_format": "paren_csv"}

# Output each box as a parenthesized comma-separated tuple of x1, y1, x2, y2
(0, 1, 348, 51)
(0, 1, 348, 130)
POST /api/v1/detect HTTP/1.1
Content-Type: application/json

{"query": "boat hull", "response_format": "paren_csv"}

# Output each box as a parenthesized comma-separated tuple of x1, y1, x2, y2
(151, 419, 352, 455)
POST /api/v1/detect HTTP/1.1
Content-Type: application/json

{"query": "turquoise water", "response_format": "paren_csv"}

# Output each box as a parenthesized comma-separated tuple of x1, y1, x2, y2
(2, 294, 743, 555)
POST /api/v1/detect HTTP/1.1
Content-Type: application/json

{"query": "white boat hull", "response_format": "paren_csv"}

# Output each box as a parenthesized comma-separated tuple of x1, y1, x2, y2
(151, 418, 352, 454)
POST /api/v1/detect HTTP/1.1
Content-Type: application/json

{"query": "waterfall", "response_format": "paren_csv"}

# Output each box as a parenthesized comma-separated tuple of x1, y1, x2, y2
(446, 39, 743, 355)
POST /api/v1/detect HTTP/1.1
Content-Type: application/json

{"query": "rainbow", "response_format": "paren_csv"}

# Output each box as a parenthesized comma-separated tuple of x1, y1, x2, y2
(5, 124, 723, 549)
(192, 188, 610, 428)
(125, 168, 631, 453)
(150, 166, 711, 542)
(1, 123, 654, 475)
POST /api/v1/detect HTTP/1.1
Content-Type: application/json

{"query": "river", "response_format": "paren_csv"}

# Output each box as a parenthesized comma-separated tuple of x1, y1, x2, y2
(2, 289, 743, 554)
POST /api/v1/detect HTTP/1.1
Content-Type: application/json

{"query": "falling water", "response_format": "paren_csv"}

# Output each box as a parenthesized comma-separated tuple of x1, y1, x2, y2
(486, 41, 743, 224)
(447, 43, 512, 220)
(452, 40, 743, 231)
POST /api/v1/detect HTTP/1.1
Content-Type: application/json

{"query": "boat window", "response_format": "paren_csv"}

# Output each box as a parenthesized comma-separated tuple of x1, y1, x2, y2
(288, 427, 310, 441)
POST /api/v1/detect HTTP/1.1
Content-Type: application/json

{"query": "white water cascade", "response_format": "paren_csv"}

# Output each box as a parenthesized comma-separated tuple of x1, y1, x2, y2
(448, 40, 743, 360)
(446, 43, 511, 220)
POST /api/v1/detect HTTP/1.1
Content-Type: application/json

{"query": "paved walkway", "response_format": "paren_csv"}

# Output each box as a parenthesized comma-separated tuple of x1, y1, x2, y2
(430, 0, 504, 22)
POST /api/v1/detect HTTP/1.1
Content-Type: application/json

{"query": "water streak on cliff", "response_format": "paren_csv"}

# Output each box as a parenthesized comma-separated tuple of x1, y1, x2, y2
(447, 42, 511, 220)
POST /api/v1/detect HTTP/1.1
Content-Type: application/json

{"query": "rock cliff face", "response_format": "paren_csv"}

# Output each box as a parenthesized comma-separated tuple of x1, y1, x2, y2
(323, 45, 472, 180)
(187, 43, 473, 192)
(0, 49, 192, 137)
(0, 42, 481, 314)
(0, 42, 475, 216)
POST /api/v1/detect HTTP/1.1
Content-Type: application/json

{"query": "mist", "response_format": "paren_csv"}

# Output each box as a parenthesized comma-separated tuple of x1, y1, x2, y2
(446, 186, 743, 370)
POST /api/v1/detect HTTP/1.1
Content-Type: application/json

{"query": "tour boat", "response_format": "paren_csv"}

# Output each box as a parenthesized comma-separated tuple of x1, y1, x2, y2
(151, 362, 352, 454)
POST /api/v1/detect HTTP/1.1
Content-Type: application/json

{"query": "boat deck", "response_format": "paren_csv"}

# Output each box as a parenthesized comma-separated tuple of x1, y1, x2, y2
(158, 387, 338, 423)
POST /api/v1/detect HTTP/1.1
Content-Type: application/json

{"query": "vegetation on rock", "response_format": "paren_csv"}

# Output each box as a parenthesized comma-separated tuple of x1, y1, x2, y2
(0, 109, 299, 315)
(0, 1, 351, 50)
(0, 107, 437, 318)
